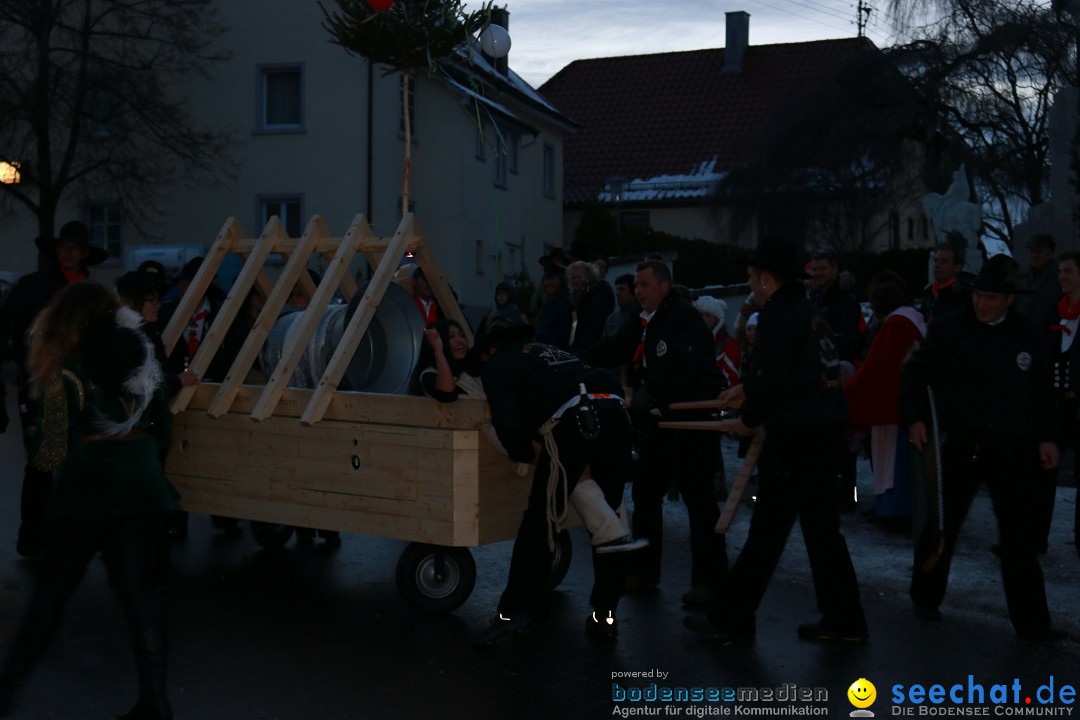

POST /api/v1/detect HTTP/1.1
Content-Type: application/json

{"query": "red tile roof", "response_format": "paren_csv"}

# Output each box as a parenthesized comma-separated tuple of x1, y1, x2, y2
(539, 37, 878, 205)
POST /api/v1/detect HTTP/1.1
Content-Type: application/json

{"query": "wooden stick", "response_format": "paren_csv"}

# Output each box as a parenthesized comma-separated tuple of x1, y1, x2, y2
(250, 216, 328, 421)
(300, 214, 414, 426)
(668, 398, 726, 410)
(207, 217, 294, 418)
(657, 420, 737, 432)
(161, 217, 242, 354)
(716, 430, 764, 534)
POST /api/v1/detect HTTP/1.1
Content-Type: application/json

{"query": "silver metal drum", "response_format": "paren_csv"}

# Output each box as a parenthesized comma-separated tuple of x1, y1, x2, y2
(259, 281, 425, 394)
(341, 281, 426, 394)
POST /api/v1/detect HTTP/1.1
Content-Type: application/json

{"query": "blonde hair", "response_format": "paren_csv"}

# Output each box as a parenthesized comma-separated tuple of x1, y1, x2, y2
(29, 281, 118, 389)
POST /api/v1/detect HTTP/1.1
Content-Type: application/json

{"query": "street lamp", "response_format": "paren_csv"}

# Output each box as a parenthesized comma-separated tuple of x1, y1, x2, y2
(605, 175, 628, 252)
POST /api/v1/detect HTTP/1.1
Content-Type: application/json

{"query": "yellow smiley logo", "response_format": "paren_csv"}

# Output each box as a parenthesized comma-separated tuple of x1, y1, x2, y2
(848, 678, 876, 709)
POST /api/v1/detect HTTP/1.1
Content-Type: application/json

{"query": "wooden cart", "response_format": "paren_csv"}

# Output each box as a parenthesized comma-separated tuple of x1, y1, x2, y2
(162, 213, 571, 612)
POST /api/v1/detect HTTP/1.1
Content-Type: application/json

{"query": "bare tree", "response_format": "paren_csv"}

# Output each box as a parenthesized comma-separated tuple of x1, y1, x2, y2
(885, 0, 1078, 243)
(0, 0, 235, 259)
(714, 43, 931, 253)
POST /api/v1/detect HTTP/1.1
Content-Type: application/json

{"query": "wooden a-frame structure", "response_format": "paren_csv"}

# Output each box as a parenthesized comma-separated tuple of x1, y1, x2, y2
(160, 213, 528, 549)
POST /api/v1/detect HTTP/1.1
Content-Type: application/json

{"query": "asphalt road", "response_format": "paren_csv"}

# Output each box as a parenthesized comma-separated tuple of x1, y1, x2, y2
(1, 383, 1078, 720)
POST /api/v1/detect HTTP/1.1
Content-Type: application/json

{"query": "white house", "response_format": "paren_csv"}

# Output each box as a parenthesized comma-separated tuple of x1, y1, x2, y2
(0, 4, 573, 307)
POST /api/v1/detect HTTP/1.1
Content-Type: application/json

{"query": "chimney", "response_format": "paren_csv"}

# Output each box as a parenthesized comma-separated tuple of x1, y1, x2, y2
(724, 11, 749, 73)
(488, 7, 510, 75)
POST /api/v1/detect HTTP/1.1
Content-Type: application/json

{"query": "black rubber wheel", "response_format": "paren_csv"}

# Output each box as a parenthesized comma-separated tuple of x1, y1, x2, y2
(249, 521, 295, 550)
(548, 529, 573, 589)
(396, 543, 477, 614)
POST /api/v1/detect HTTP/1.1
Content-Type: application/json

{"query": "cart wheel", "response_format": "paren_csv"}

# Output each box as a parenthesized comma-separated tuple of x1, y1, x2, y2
(396, 543, 477, 614)
(549, 529, 573, 589)
(250, 521, 295, 550)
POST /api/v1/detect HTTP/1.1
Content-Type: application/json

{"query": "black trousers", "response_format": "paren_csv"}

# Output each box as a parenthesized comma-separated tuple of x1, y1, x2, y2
(498, 405, 634, 616)
(633, 424, 727, 588)
(1033, 398, 1075, 553)
(2, 512, 170, 689)
(16, 383, 53, 555)
(911, 436, 1052, 635)
(711, 425, 866, 635)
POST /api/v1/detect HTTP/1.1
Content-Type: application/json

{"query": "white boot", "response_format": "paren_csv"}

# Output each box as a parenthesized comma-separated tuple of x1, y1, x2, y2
(570, 479, 647, 554)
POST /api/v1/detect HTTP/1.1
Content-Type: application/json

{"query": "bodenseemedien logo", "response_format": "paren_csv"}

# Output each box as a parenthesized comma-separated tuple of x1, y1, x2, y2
(849, 678, 877, 717)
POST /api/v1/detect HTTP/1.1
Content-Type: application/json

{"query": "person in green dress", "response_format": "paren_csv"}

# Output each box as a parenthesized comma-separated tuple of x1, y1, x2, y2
(0, 281, 179, 720)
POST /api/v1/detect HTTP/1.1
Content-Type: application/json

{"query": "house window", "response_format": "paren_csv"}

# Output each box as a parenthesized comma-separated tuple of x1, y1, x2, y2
(506, 241, 522, 275)
(258, 65, 304, 132)
(258, 195, 303, 237)
(542, 142, 555, 198)
(85, 203, 123, 260)
(399, 74, 416, 139)
(494, 155, 508, 189)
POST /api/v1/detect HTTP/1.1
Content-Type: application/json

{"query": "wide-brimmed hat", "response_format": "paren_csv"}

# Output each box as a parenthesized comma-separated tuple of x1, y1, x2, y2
(34, 221, 108, 266)
(136, 260, 169, 288)
(1026, 233, 1055, 251)
(115, 271, 161, 303)
(748, 236, 810, 280)
(971, 254, 1030, 294)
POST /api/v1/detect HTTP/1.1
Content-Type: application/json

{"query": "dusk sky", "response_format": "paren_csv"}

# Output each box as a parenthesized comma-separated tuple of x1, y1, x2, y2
(487, 0, 907, 88)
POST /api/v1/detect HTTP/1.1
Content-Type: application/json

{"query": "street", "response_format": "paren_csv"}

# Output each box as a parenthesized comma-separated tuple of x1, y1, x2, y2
(1, 384, 1078, 720)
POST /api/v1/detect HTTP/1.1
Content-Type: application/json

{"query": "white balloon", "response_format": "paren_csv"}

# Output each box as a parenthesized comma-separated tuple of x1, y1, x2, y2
(479, 24, 511, 59)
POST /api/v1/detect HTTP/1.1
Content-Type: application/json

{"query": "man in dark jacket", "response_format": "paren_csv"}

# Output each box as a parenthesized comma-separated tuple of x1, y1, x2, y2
(584, 260, 727, 605)
(685, 237, 867, 645)
(471, 325, 640, 645)
(922, 233, 971, 324)
(0, 221, 107, 556)
(809, 248, 863, 362)
(900, 254, 1065, 642)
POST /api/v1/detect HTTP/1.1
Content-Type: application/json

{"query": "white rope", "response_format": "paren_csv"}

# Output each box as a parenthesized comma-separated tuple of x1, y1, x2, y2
(539, 416, 570, 552)
(928, 386, 944, 537)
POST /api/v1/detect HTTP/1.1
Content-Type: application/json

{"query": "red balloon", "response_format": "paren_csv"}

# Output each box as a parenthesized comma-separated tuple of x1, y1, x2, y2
(369, 0, 393, 9)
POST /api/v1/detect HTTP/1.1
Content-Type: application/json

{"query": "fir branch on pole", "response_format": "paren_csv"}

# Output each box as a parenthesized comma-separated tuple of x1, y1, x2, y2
(320, 0, 492, 217)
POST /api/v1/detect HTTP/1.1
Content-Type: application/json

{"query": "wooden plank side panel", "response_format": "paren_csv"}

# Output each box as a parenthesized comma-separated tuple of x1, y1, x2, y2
(475, 441, 531, 545)
(166, 413, 479, 545)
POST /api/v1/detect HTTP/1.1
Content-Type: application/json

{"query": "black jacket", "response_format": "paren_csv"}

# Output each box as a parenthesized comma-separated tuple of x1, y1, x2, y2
(570, 281, 615, 352)
(741, 282, 848, 432)
(921, 280, 971, 324)
(481, 340, 623, 463)
(583, 291, 724, 411)
(0, 265, 78, 378)
(809, 282, 863, 362)
(900, 305, 1054, 442)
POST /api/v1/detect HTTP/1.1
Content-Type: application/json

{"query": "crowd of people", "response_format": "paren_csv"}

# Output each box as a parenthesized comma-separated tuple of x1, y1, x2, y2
(0, 221, 1076, 716)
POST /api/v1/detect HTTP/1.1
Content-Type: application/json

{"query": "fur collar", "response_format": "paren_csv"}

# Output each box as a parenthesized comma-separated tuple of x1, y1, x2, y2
(90, 307, 164, 437)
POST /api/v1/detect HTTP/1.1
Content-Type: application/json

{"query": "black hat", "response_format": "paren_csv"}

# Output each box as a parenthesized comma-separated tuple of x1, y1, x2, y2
(971, 254, 1030, 294)
(179, 256, 204, 282)
(34, 221, 108, 266)
(748, 237, 810, 280)
(1026, 233, 1056, 251)
(137, 260, 168, 286)
(115, 271, 160, 303)
(463, 320, 536, 376)
(540, 257, 566, 278)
